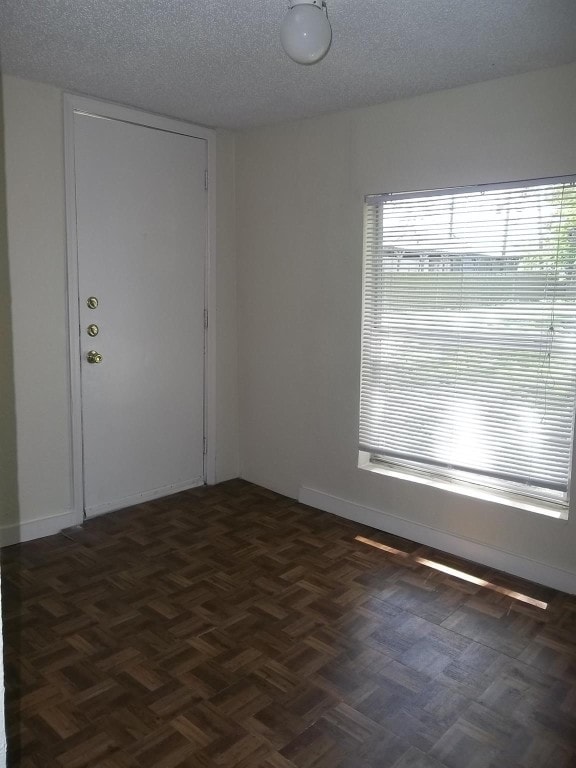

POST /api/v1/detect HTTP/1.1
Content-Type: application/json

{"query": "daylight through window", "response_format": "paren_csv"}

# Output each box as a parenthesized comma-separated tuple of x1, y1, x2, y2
(360, 177, 576, 513)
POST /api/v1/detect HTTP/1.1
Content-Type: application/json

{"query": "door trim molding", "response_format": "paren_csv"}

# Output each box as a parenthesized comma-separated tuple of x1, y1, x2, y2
(63, 94, 217, 526)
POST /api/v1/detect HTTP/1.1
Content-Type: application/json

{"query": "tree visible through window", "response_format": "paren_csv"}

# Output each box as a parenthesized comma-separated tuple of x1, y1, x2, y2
(360, 178, 576, 512)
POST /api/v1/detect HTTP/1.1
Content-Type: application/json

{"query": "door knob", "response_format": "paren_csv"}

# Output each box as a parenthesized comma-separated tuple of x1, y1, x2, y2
(87, 324, 99, 337)
(86, 350, 102, 364)
(87, 296, 99, 309)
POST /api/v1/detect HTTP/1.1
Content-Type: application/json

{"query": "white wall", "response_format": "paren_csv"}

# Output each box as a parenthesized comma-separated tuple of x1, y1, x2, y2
(2, 76, 72, 538)
(1, 74, 239, 542)
(236, 63, 576, 589)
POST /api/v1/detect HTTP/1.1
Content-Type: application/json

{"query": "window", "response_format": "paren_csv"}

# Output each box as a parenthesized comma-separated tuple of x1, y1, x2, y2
(360, 177, 576, 516)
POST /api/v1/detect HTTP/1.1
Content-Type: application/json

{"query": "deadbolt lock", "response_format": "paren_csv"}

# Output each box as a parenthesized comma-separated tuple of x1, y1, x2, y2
(87, 296, 99, 309)
(87, 324, 99, 337)
(86, 350, 102, 364)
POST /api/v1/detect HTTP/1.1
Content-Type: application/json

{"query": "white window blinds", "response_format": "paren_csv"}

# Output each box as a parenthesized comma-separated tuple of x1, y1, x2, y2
(360, 177, 576, 507)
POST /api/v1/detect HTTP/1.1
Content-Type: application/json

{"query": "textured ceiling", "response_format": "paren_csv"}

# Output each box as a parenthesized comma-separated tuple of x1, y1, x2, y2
(1, 1, 575, 130)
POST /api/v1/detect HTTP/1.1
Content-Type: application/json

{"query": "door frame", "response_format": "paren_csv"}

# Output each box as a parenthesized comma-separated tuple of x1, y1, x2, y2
(63, 94, 217, 526)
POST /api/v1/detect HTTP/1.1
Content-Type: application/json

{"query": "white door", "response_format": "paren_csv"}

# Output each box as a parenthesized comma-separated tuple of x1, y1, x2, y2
(73, 113, 207, 517)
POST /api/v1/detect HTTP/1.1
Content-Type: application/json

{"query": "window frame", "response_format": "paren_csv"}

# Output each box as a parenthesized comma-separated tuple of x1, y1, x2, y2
(359, 174, 576, 520)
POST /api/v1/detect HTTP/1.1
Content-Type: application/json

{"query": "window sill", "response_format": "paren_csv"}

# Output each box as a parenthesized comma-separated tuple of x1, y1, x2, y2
(358, 453, 569, 521)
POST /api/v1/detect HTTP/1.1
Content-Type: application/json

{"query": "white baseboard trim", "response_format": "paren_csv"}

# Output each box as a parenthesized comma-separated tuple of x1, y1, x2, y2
(0, 509, 77, 548)
(299, 486, 576, 595)
(0, 479, 206, 547)
(85, 476, 205, 519)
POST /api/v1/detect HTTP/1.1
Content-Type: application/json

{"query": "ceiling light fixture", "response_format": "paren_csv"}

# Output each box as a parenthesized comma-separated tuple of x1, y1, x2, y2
(280, 0, 332, 65)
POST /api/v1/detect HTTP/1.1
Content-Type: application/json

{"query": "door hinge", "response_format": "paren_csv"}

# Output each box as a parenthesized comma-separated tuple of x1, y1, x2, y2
(203, 437, 208, 455)
(204, 308, 208, 329)
(204, 169, 208, 191)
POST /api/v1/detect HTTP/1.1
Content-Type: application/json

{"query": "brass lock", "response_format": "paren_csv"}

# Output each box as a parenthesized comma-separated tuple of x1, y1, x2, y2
(86, 350, 102, 364)
(87, 297, 99, 309)
(87, 324, 99, 337)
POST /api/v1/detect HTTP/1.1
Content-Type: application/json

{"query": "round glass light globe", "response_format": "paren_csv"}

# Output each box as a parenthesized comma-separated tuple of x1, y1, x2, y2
(280, 4, 332, 65)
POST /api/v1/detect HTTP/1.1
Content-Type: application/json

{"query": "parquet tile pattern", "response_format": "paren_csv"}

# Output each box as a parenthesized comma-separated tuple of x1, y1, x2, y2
(3, 479, 576, 767)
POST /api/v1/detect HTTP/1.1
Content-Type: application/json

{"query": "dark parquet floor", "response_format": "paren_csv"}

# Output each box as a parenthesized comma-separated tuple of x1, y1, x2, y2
(2, 479, 576, 768)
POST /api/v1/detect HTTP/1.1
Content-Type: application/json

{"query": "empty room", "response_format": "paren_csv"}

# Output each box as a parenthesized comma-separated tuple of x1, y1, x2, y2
(1, 2, 576, 766)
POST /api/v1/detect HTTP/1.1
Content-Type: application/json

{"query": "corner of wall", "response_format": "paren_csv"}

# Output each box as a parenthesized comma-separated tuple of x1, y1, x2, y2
(0, 65, 17, 768)
(214, 129, 240, 482)
(0, 74, 20, 534)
